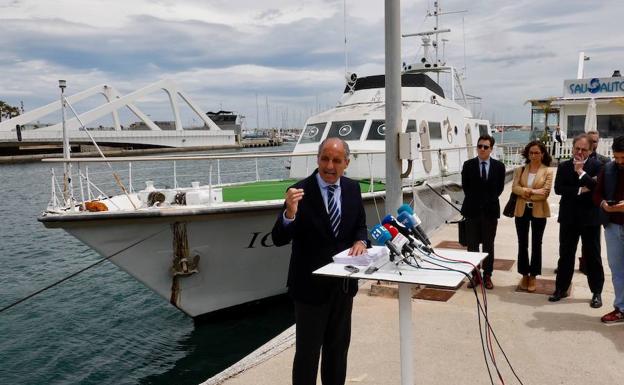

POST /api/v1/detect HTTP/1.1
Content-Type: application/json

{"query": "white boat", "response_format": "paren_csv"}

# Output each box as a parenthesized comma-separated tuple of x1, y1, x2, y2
(38, 2, 494, 318)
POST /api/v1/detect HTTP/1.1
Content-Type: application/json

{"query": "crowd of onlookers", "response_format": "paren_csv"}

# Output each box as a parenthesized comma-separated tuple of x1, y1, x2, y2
(461, 131, 624, 324)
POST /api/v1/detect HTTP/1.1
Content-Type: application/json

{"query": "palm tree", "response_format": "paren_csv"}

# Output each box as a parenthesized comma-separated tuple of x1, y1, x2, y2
(0, 100, 21, 122)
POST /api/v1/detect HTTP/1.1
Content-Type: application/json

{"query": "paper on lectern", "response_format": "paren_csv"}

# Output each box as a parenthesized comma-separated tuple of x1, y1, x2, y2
(332, 245, 388, 266)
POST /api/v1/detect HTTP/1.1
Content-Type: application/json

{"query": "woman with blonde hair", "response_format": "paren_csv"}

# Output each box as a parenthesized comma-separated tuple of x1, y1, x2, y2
(512, 140, 553, 292)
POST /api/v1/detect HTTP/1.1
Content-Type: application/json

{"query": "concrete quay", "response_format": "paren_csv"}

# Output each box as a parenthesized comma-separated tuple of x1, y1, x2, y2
(210, 173, 624, 385)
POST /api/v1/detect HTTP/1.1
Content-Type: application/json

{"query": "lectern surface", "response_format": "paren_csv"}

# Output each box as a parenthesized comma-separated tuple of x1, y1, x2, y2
(314, 248, 487, 288)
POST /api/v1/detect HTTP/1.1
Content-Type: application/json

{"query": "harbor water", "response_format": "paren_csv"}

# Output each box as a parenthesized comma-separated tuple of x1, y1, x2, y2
(0, 144, 296, 385)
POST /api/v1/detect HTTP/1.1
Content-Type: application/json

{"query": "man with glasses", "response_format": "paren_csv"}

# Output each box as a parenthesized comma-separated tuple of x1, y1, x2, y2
(549, 134, 605, 308)
(461, 135, 506, 289)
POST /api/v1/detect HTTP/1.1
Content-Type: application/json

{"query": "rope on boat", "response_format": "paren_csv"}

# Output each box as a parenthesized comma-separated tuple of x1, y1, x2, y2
(0, 227, 168, 315)
(170, 222, 200, 308)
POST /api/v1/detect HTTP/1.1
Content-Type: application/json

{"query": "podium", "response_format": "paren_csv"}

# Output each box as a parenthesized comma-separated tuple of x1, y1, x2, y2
(314, 247, 487, 385)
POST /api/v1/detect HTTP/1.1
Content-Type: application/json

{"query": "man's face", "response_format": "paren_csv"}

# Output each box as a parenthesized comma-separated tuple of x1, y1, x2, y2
(317, 140, 349, 184)
(573, 138, 590, 161)
(588, 133, 599, 152)
(614, 151, 624, 169)
(477, 139, 493, 161)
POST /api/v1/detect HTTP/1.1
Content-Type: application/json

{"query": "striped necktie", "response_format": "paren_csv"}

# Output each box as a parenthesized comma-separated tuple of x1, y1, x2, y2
(327, 185, 340, 237)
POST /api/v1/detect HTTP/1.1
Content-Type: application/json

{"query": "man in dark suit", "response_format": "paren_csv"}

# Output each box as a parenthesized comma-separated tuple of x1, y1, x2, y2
(549, 134, 604, 307)
(272, 137, 367, 385)
(461, 134, 506, 289)
(578, 130, 609, 274)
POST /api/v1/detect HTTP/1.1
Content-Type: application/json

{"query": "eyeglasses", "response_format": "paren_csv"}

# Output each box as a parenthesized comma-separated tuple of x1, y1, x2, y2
(574, 147, 589, 152)
(477, 144, 491, 150)
(529, 151, 542, 155)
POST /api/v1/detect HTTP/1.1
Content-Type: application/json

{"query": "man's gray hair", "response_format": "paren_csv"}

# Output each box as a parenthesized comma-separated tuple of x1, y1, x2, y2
(573, 133, 589, 146)
(317, 137, 350, 159)
(587, 130, 599, 137)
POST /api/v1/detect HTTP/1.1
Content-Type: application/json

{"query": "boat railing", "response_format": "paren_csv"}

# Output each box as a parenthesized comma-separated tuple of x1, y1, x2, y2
(42, 144, 525, 212)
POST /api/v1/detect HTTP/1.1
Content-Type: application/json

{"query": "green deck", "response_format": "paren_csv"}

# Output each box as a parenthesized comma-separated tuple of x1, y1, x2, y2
(222, 179, 386, 202)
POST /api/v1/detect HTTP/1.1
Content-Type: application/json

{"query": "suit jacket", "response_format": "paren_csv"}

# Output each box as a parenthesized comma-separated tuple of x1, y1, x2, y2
(460, 157, 506, 219)
(271, 170, 367, 305)
(512, 164, 553, 218)
(554, 157, 603, 225)
(589, 151, 610, 165)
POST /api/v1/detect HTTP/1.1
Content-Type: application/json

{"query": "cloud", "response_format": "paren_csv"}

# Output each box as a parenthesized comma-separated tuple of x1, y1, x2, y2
(1, 0, 624, 127)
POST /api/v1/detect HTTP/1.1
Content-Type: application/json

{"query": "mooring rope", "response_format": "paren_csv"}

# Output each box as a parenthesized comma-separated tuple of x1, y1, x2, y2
(0, 227, 168, 315)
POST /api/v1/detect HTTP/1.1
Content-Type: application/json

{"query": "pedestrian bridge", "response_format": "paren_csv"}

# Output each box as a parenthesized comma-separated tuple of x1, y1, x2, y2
(0, 79, 238, 153)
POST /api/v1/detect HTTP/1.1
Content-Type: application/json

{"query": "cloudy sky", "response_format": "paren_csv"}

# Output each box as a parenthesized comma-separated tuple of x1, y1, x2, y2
(1, 0, 623, 128)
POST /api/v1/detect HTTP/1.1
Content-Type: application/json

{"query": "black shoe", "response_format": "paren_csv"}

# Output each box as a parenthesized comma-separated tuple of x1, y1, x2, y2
(590, 293, 602, 308)
(548, 289, 568, 302)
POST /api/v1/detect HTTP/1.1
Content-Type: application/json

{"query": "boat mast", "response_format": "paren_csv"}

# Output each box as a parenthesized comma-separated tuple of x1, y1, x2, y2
(59, 79, 73, 208)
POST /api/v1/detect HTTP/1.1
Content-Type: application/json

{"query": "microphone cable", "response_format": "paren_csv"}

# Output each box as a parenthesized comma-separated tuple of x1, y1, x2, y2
(399, 256, 495, 385)
(424, 251, 525, 385)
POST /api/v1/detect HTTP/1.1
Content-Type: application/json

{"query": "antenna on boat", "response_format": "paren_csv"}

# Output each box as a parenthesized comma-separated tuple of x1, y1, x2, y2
(343, 0, 348, 76)
(343, 0, 358, 93)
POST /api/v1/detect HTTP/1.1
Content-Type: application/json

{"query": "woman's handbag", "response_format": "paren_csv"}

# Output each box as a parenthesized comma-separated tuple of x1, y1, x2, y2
(502, 192, 517, 218)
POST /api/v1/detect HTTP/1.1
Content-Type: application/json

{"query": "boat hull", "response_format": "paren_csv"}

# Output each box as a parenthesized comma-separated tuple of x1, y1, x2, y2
(43, 181, 462, 318)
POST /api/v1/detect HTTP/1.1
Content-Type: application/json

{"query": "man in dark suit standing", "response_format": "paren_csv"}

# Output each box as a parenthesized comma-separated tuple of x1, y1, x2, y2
(549, 134, 604, 307)
(578, 130, 609, 274)
(272, 137, 367, 385)
(461, 134, 506, 289)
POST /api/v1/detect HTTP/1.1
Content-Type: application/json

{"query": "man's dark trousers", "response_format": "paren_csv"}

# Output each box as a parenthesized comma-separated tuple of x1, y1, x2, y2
(556, 223, 604, 294)
(293, 289, 353, 385)
(466, 213, 497, 276)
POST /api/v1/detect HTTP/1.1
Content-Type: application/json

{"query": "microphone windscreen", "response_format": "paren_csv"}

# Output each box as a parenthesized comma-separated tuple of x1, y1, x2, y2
(370, 224, 391, 244)
(381, 214, 394, 225)
(397, 211, 416, 228)
(398, 204, 414, 215)
(385, 225, 399, 238)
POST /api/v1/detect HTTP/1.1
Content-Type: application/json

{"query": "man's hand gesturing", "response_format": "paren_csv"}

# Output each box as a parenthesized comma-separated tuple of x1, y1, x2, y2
(285, 188, 305, 219)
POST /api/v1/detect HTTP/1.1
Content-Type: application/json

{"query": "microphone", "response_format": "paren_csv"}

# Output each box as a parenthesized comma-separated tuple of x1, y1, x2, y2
(397, 205, 432, 246)
(382, 223, 413, 255)
(384, 221, 430, 256)
(369, 224, 402, 261)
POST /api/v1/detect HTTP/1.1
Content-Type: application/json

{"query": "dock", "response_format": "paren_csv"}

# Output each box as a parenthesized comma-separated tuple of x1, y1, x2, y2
(241, 138, 283, 148)
(205, 172, 623, 385)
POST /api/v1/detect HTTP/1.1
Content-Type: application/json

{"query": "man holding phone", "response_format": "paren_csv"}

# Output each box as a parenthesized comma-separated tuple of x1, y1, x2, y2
(594, 135, 624, 323)
(550, 134, 605, 307)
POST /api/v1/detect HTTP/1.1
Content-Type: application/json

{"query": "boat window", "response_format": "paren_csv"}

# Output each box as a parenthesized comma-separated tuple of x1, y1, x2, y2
(429, 122, 442, 139)
(327, 120, 365, 141)
(299, 123, 326, 143)
(367, 120, 386, 140)
(406, 120, 417, 133)
(478, 124, 489, 136)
